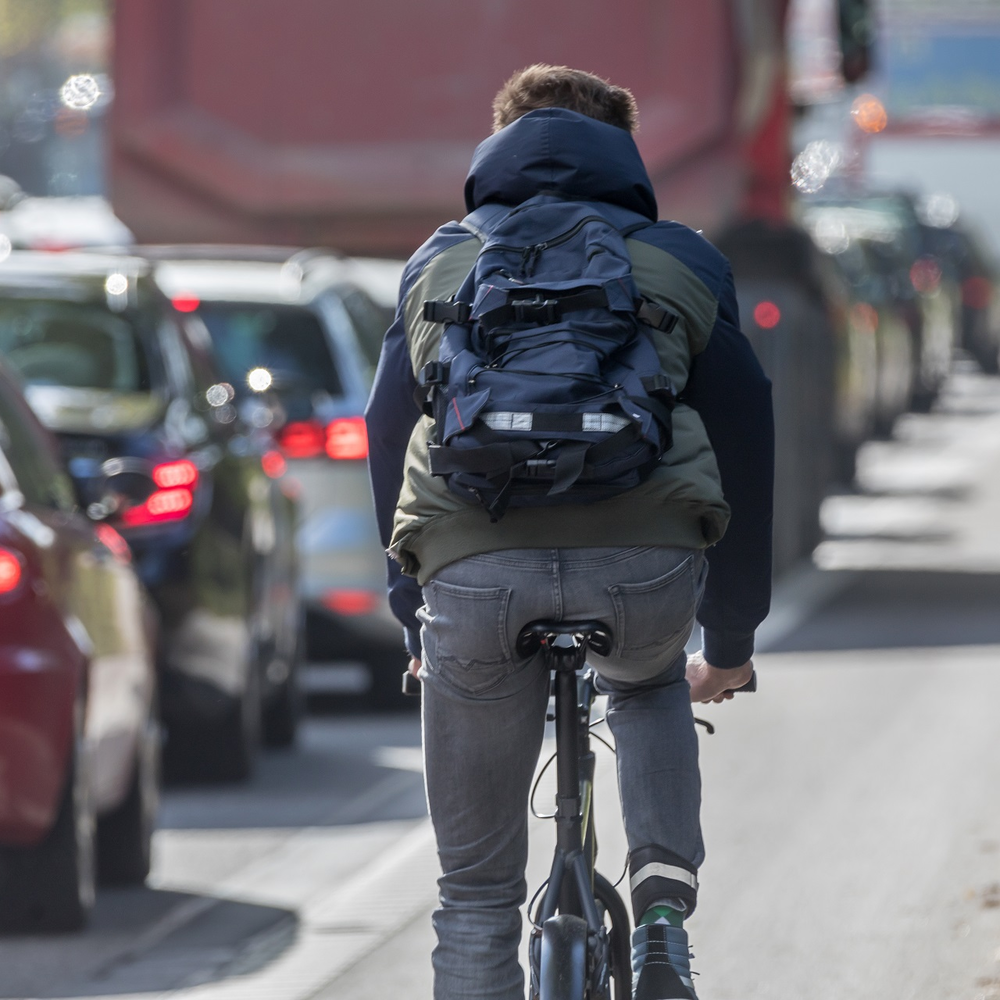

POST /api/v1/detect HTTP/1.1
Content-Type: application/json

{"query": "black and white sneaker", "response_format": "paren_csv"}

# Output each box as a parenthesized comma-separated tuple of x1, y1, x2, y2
(631, 924, 698, 1000)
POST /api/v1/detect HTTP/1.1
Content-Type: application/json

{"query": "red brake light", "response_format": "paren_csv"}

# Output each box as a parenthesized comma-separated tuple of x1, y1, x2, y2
(261, 450, 287, 479)
(172, 294, 201, 313)
(753, 301, 781, 329)
(278, 420, 326, 459)
(325, 417, 368, 460)
(962, 275, 992, 310)
(910, 258, 941, 294)
(120, 460, 199, 526)
(152, 459, 198, 489)
(121, 487, 195, 526)
(321, 589, 379, 616)
(0, 548, 23, 594)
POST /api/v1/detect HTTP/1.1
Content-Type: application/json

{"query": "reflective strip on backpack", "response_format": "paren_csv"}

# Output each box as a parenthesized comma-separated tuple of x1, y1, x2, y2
(582, 413, 631, 433)
(481, 412, 631, 434)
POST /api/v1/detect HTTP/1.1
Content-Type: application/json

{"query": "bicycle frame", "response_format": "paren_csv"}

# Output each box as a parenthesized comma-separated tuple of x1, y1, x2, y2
(520, 624, 631, 1000)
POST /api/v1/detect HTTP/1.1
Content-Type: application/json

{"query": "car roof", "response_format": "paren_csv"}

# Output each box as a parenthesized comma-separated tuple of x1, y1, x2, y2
(140, 244, 404, 309)
(0, 249, 152, 280)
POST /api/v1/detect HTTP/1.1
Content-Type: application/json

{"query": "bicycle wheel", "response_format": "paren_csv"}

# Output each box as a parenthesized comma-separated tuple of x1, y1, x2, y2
(539, 914, 589, 1000)
(594, 872, 632, 1000)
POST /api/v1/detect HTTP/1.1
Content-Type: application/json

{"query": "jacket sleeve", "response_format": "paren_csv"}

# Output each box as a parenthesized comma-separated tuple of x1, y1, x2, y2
(365, 295, 425, 660)
(683, 266, 774, 668)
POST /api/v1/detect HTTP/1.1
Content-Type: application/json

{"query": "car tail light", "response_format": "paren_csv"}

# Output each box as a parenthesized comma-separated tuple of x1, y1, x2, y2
(152, 459, 198, 489)
(0, 548, 24, 595)
(962, 276, 993, 310)
(753, 301, 781, 329)
(325, 417, 368, 460)
(261, 450, 287, 479)
(278, 417, 369, 460)
(278, 420, 326, 459)
(171, 294, 201, 313)
(321, 589, 379, 616)
(120, 459, 199, 527)
(910, 257, 942, 294)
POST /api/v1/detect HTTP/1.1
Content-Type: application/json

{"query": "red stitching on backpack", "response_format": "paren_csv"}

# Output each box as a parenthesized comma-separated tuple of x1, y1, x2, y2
(452, 397, 466, 430)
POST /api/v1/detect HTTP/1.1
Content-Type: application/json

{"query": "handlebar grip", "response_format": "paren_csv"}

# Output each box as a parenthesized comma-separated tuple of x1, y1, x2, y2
(733, 670, 757, 693)
(401, 670, 422, 697)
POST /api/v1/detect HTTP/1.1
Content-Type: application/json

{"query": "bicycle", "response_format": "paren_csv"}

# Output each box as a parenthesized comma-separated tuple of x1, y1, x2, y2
(403, 618, 756, 1000)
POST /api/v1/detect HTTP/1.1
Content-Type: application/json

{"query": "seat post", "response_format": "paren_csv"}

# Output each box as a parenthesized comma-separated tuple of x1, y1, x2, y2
(552, 655, 584, 857)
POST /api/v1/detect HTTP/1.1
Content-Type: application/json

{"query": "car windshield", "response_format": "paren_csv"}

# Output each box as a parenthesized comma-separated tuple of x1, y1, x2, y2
(0, 300, 153, 392)
(194, 302, 343, 415)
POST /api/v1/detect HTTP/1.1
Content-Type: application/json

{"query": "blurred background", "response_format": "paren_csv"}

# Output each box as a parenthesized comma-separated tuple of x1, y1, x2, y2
(2, 2, 1000, 998)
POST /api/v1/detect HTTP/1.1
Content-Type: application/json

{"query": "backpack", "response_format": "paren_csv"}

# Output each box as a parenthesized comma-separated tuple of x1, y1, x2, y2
(418, 194, 678, 521)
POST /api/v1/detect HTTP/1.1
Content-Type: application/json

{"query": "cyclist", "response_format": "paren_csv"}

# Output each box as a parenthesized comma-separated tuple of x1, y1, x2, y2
(367, 65, 773, 1000)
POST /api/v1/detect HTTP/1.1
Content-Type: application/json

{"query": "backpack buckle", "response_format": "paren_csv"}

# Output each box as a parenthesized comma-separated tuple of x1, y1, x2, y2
(423, 300, 472, 325)
(419, 360, 451, 387)
(512, 296, 560, 325)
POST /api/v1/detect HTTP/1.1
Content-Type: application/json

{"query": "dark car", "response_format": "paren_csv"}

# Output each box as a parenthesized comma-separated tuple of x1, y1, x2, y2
(0, 251, 300, 781)
(819, 195, 961, 407)
(150, 247, 410, 705)
(917, 217, 1000, 375)
(0, 363, 158, 931)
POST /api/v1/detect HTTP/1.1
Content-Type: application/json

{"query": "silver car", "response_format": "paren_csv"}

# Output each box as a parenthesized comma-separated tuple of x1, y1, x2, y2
(150, 247, 408, 703)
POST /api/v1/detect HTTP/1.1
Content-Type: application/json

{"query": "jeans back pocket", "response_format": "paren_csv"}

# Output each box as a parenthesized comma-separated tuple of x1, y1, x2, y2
(608, 554, 697, 660)
(422, 579, 514, 695)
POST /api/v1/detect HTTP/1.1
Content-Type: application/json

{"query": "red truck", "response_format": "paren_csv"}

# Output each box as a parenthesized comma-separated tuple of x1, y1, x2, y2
(109, 1, 868, 577)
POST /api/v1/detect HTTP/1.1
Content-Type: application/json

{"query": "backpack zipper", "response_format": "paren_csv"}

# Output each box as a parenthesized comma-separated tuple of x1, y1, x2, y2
(487, 215, 613, 277)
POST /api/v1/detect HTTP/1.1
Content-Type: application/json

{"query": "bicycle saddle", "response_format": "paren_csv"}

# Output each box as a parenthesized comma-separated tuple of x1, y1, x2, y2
(515, 620, 614, 659)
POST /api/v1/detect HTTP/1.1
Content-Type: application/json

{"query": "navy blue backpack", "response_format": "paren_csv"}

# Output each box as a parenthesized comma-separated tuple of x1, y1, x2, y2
(419, 194, 678, 520)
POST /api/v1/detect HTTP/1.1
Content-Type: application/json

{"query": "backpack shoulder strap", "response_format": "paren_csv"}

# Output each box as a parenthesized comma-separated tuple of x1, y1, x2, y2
(460, 203, 512, 242)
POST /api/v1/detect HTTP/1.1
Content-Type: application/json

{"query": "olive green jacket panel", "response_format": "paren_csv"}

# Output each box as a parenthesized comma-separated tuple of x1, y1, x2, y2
(402, 237, 481, 378)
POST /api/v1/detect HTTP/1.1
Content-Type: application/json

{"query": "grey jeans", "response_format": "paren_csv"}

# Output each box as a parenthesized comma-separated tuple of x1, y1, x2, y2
(418, 545, 707, 1000)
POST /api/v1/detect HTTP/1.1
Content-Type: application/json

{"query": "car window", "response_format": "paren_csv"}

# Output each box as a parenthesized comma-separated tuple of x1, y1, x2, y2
(0, 300, 154, 392)
(0, 372, 75, 511)
(195, 302, 343, 419)
(339, 286, 391, 372)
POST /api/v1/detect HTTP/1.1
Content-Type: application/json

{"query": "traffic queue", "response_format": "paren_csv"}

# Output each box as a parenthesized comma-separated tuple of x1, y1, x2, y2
(0, 184, 998, 930)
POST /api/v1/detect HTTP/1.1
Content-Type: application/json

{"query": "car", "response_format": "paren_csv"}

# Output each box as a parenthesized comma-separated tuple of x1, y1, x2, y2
(0, 362, 158, 931)
(915, 212, 1000, 376)
(0, 250, 301, 781)
(799, 191, 961, 414)
(148, 246, 409, 704)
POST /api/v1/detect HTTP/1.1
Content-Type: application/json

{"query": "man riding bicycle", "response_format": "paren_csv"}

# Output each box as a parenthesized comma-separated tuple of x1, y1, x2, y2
(367, 65, 773, 1000)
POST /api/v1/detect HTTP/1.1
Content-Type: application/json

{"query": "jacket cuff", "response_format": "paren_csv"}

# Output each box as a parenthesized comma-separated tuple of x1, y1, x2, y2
(701, 627, 754, 669)
(404, 627, 422, 660)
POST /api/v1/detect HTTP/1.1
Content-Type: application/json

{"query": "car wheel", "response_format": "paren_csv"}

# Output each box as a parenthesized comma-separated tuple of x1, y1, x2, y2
(163, 631, 263, 784)
(262, 647, 302, 748)
(97, 706, 161, 885)
(0, 742, 96, 932)
(208, 648, 262, 782)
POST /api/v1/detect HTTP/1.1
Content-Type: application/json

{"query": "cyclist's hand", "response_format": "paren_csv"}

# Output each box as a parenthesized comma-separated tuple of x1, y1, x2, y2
(686, 651, 754, 704)
(408, 657, 421, 679)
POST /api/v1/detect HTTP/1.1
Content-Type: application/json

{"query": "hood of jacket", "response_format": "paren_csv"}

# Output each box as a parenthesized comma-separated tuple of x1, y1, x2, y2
(463, 108, 658, 221)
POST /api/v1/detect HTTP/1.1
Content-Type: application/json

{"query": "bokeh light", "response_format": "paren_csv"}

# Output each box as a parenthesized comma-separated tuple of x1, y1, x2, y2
(248, 367, 273, 392)
(791, 140, 842, 194)
(104, 273, 128, 296)
(851, 94, 888, 134)
(59, 73, 101, 111)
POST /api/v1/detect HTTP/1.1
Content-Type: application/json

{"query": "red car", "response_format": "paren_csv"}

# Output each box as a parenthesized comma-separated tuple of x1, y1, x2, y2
(0, 364, 159, 932)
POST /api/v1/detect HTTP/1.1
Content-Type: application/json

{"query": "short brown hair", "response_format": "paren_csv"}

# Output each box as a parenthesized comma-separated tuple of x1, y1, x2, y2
(492, 64, 639, 133)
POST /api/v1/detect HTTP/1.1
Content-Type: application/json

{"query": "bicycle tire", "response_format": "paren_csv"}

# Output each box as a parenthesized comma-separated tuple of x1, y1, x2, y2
(594, 871, 632, 1000)
(539, 914, 589, 1000)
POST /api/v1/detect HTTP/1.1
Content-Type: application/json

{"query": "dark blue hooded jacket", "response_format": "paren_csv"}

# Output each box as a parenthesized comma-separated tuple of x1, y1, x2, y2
(367, 109, 773, 668)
